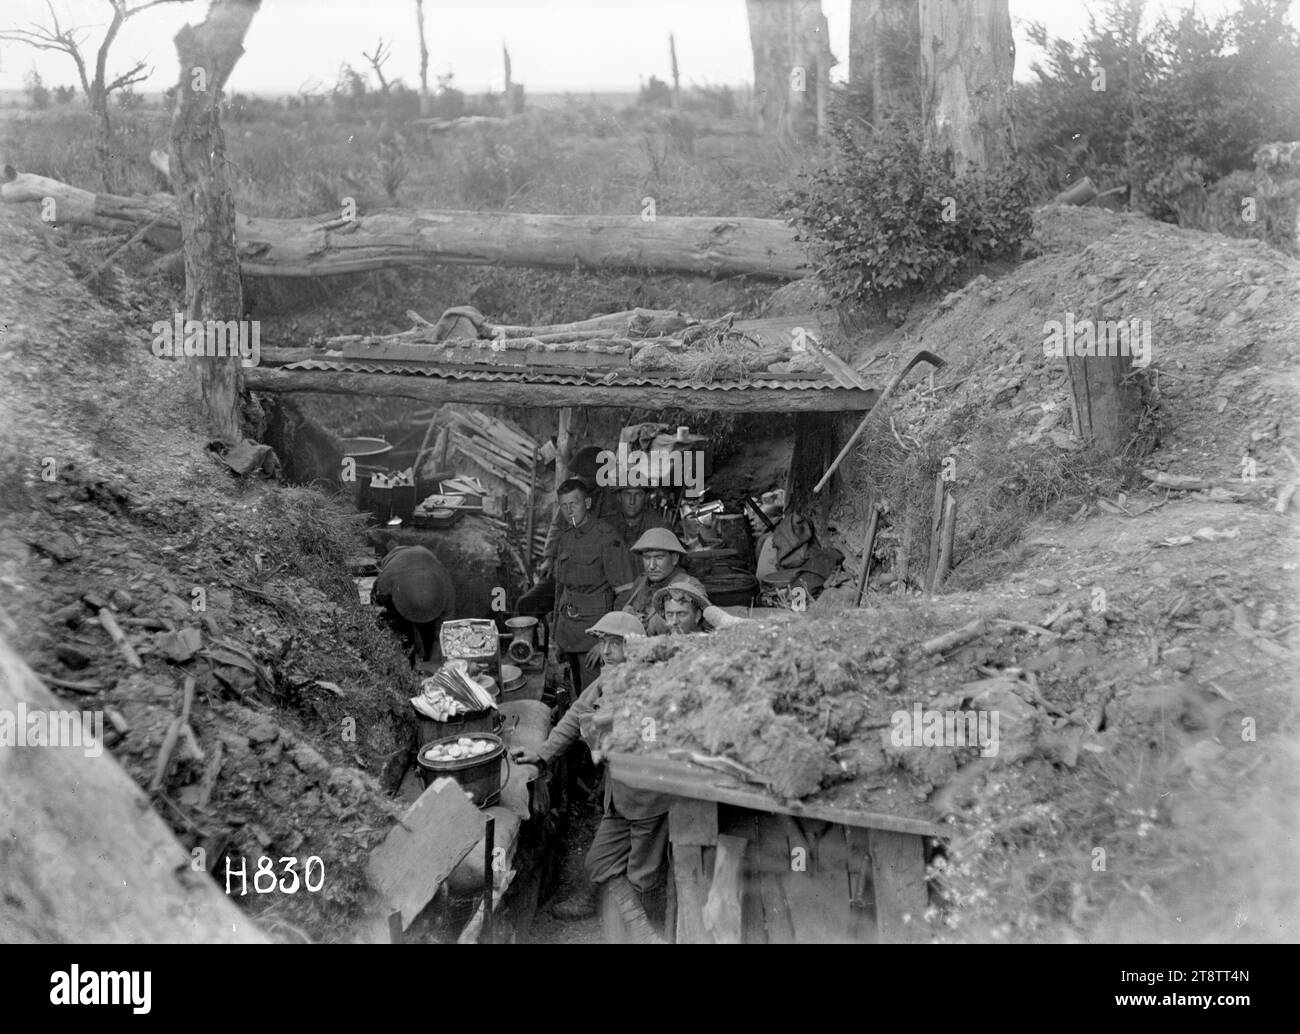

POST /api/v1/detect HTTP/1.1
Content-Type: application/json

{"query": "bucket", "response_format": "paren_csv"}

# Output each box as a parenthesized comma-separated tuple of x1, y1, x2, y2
(339, 437, 394, 470)
(416, 732, 509, 806)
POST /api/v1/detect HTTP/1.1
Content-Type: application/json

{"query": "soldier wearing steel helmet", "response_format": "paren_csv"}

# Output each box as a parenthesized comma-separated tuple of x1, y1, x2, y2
(615, 527, 695, 635)
(371, 544, 456, 664)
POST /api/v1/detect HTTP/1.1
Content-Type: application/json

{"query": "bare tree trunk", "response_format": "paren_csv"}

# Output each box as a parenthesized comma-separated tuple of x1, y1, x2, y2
(747, 0, 828, 138)
(503, 43, 514, 117)
(794, 0, 831, 140)
(669, 33, 681, 110)
(850, 0, 920, 125)
(746, 0, 793, 134)
(918, 0, 1014, 170)
(93, 93, 115, 192)
(169, 0, 261, 445)
(417, 0, 431, 116)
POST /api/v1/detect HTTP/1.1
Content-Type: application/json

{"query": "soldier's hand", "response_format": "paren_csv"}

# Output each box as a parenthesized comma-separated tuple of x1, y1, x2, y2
(583, 644, 602, 669)
(511, 748, 542, 768)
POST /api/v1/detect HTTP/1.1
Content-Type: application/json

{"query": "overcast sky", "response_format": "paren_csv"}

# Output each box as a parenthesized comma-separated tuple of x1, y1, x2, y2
(0, 0, 1269, 96)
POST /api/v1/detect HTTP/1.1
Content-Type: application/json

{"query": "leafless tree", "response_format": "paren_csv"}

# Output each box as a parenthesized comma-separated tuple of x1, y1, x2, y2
(0, 0, 196, 188)
(415, 0, 430, 115)
(362, 38, 394, 95)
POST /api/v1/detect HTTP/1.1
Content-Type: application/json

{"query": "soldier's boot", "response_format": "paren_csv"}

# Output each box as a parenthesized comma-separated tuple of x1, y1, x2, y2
(548, 883, 598, 920)
(637, 881, 668, 935)
(607, 876, 667, 945)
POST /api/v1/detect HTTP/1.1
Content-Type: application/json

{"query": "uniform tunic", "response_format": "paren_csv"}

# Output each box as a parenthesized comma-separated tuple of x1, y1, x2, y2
(616, 567, 693, 636)
(552, 516, 635, 654)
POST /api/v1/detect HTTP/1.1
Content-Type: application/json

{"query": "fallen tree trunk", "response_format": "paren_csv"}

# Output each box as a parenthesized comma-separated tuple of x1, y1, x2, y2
(0, 633, 267, 943)
(2, 163, 810, 280)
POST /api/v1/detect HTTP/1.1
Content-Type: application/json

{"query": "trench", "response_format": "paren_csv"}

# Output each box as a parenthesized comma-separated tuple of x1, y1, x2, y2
(258, 385, 802, 941)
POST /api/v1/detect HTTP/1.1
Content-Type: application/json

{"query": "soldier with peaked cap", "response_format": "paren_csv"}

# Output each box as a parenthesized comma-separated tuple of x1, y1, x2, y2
(511, 611, 670, 941)
(551, 477, 635, 693)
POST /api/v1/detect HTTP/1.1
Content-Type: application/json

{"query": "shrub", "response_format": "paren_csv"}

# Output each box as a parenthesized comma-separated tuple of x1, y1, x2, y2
(1016, 0, 1300, 218)
(783, 118, 1032, 312)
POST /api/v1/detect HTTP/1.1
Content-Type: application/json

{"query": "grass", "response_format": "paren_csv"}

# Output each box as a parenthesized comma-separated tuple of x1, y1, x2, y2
(851, 392, 1141, 592)
(3, 103, 803, 220)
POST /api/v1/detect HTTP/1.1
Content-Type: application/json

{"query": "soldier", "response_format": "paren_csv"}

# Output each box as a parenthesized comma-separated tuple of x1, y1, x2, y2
(651, 576, 746, 635)
(512, 611, 669, 940)
(615, 527, 692, 635)
(371, 544, 455, 664)
(552, 477, 634, 693)
(606, 485, 671, 557)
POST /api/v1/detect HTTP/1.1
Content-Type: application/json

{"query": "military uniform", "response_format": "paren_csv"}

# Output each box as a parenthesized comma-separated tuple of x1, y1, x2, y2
(608, 507, 672, 571)
(616, 566, 693, 636)
(553, 517, 634, 689)
(538, 674, 670, 892)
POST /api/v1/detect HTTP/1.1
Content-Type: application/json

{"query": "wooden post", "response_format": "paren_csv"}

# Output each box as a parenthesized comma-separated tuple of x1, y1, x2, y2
(669, 798, 718, 944)
(1065, 303, 1146, 456)
(867, 828, 928, 943)
(555, 407, 573, 485)
(925, 471, 945, 593)
(934, 494, 957, 591)
(702, 834, 747, 944)
(854, 503, 881, 606)
(895, 516, 913, 594)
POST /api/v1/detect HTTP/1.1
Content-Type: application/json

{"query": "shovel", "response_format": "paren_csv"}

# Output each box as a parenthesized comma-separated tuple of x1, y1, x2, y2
(812, 349, 947, 495)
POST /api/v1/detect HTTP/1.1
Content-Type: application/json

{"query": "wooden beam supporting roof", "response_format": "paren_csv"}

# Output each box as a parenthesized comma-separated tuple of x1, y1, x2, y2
(243, 366, 879, 414)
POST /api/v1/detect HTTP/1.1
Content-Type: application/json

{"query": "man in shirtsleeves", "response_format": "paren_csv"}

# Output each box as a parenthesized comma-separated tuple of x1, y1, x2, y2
(552, 477, 634, 694)
(512, 611, 669, 942)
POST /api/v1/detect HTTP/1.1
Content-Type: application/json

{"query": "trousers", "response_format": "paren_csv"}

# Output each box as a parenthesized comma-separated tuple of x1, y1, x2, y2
(584, 803, 669, 892)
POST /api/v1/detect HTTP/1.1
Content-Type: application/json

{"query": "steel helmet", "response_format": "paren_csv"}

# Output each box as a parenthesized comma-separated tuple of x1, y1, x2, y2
(631, 527, 686, 554)
(586, 611, 646, 638)
(651, 575, 711, 614)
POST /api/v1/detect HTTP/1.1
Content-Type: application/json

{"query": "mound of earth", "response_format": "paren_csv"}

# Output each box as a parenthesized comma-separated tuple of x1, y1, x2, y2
(594, 599, 1117, 809)
(0, 202, 418, 942)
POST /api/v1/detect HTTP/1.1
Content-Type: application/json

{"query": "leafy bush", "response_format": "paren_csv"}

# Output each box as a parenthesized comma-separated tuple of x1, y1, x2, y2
(1016, 0, 1300, 221)
(784, 119, 1032, 311)
(24, 70, 50, 110)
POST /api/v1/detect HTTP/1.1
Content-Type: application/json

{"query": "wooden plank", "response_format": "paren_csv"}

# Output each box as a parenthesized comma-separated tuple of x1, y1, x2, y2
(607, 752, 946, 838)
(669, 797, 718, 846)
(738, 815, 765, 945)
(867, 828, 928, 944)
(243, 366, 881, 414)
(759, 868, 795, 944)
(672, 845, 711, 944)
(366, 778, 484, 930)
(702, 833, 747, 944)
(845, 826, 874, 944)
